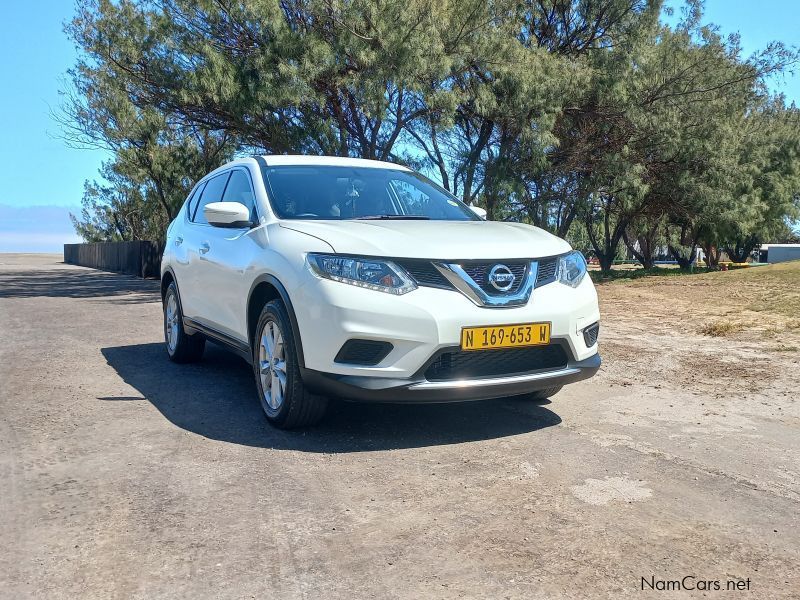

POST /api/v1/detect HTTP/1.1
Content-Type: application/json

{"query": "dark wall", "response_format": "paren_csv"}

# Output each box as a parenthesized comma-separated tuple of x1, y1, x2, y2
(64, 241, 162, 278)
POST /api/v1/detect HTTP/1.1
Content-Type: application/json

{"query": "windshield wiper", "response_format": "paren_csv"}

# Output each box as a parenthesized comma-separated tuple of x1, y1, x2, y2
(355, 215, 431, 220)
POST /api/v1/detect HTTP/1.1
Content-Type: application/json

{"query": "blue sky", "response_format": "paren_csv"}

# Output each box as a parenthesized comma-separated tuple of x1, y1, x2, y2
(0, 2, 108, 251)
(0, 1, 798, 252)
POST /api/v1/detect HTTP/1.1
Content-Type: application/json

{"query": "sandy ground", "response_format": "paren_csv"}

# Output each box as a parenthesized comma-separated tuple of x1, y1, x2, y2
(1, 253, 798, 599)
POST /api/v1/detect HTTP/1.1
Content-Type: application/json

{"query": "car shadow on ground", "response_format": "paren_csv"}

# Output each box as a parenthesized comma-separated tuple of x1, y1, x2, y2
(0, 267, 158, 302)
(101, 342, 562, 452)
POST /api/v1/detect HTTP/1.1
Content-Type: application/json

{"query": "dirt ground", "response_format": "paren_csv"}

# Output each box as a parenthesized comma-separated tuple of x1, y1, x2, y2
(1, 253, 798, 599)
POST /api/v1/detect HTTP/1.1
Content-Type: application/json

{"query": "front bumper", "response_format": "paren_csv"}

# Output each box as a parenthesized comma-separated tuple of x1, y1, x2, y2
(296, 270, 599, 362)
(291, 266, 601, 401)
(301, 353, 601, 403)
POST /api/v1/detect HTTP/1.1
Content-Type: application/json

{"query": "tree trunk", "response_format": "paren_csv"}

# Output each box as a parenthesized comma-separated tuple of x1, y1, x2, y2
(556, 202, 578, 239)
(724, 236, 758, 263)
(585, 204, 626, 275)
(666, 223, 701, 270)
(484, 197, 495, 221)
(596, 251, 615, 273)
(462, 119, 493, 204)
(622, 226, 657, 269)
(701, 243, 720, 268)
(668, 244, 697, 269)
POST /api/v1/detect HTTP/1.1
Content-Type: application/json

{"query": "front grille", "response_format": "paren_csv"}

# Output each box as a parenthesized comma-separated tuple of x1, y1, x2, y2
(423, 344, 569, 381)
(395, 260, 453, 289)
(459, 261, 528, 295)
(583, 322, 599, 347)
(397, 255, 561, 293)
(536, 256, 559, 286)
(334, 339, 393, 365)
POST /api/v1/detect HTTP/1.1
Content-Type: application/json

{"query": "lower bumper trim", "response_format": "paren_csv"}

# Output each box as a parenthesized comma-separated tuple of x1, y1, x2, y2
(301, 353, 600, 403)
(408, 366, 582, 390)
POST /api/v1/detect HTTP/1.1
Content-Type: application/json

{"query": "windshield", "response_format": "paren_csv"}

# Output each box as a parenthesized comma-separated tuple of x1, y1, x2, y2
(260, 165, 479, 221)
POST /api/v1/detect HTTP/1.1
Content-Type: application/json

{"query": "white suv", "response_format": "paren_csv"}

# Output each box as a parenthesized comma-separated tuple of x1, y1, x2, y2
(161, 156, 601, 428)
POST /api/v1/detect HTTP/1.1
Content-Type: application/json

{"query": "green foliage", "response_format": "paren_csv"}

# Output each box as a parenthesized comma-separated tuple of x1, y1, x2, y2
(61, 0, 800, 267)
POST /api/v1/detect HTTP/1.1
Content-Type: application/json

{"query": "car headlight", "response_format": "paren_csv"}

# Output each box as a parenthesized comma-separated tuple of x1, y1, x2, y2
(558, 251, 587, 288)
(307, 253, 417, 295)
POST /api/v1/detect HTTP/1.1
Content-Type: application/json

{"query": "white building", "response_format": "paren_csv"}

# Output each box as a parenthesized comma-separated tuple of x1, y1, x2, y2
(761, 244, 800, 264)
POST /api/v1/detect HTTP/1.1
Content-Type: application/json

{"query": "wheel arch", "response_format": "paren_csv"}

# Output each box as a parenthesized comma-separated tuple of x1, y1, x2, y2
(247, 274, 306, 367)
(161, 267, 177, 301)
(160, 267, 193, 334)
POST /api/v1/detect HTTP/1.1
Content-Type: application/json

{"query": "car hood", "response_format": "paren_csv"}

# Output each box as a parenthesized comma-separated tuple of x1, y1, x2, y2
(278, 220, 571, 259)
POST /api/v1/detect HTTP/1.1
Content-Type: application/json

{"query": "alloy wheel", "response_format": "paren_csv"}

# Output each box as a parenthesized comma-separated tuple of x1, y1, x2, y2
(259, 320, 287, 410)
(165, 293, 179, 353)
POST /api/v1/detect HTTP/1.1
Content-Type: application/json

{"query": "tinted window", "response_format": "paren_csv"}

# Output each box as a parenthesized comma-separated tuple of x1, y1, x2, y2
(222, 170, 257, 219)
(186, 181, 206, 218)
(261, 166, 478, 221)
(193, 173, 231, 224)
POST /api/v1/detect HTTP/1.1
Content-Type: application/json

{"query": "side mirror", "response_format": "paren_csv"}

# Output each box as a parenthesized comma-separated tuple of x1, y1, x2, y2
(204, 202, 252, 228)
(469, 204, 487, 220)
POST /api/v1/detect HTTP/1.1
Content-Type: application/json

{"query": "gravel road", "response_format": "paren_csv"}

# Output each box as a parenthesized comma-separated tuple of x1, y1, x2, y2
(1, 254, 798, 599)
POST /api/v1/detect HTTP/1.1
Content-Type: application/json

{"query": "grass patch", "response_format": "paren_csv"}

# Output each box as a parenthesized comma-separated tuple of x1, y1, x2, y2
(590, 266, 711, 283)
(749, 295, 800, 319)
(769, 345, 798, 353)
(699, 321, 745, 337)
(738, 262, 800, 318)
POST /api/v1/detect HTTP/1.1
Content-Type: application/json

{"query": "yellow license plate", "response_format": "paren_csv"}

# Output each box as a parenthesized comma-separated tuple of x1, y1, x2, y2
(461, 323, 551, 351)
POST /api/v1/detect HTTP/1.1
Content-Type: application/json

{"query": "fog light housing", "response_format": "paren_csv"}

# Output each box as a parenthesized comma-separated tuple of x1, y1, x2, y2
(583, 322, 600, 347)
(334, 339, 394, 365)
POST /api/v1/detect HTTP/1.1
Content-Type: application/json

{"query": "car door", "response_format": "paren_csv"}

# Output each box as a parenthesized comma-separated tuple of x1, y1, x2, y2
(169, 181, 205, 297)
(178, 171, 232, 322)
(189, 168, 260, 340)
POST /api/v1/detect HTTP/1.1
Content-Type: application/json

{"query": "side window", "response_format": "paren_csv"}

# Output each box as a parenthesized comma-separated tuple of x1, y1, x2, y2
(186, 181, 206, 219)
(192, 173, 231, 224)
(222, 170, 257, 219)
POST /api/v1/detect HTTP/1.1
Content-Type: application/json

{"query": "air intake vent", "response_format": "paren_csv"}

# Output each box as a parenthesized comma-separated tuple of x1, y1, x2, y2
(334, 339, 393, 366)
(423, 344, 569, 381)
(583, 322, 600, 347)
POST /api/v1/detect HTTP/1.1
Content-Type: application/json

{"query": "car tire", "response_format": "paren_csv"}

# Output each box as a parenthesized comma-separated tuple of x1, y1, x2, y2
(253, 299, 328, 429)
(519, 386, 562, 401)
(163, 282, 205, 363)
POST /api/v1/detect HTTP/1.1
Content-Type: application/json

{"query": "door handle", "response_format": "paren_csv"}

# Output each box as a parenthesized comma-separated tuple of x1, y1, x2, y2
(174, 236, 183, 246)
(199, 242, 210, 255)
